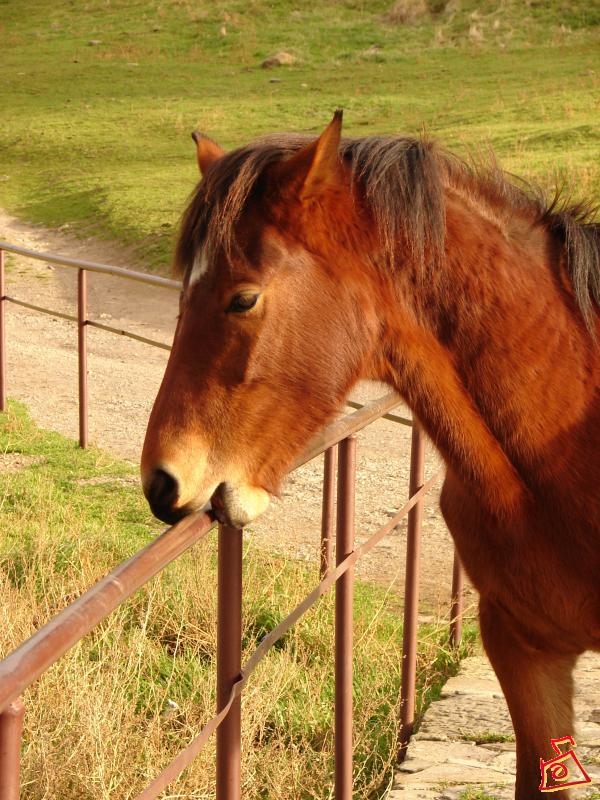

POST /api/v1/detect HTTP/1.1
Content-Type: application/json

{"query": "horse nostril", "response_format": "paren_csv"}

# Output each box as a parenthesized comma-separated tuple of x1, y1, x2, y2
(145, 468, 181, 523)
(148, 468, 179, 506)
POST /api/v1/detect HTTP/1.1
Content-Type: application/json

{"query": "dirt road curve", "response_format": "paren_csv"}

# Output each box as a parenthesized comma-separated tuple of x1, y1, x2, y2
(0, 209, 471, 613)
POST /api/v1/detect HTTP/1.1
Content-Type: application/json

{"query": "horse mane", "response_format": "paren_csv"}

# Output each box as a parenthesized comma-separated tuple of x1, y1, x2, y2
(175, 132, 600, 321)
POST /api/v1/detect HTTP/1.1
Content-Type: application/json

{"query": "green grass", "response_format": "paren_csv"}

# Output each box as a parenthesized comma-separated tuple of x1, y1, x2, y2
(458, 790, 504, 800)
(459, 731, 515, 744)
(1, 0, 598, 269)
(0, 400, 474, 799)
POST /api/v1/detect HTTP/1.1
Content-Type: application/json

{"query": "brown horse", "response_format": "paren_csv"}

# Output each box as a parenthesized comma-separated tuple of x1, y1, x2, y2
(142, 112, 600, 798)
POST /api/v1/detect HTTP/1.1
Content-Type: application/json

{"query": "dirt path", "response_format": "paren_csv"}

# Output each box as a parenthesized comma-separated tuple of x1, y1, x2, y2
(0, 210, 474, 614)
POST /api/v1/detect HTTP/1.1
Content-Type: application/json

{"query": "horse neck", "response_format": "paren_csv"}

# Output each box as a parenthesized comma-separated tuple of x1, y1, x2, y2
(376, 192, 599, 510)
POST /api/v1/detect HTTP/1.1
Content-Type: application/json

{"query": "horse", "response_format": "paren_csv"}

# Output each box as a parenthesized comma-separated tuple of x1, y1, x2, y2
(141, 111, 600, 798)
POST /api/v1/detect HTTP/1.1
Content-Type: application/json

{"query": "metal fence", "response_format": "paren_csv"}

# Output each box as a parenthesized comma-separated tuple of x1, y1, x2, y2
(0, 241, 464, 799)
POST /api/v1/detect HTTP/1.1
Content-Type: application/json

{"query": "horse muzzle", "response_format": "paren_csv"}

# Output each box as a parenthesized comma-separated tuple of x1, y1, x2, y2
(142, 466, 269, 529)
(142, 466, 204, 525)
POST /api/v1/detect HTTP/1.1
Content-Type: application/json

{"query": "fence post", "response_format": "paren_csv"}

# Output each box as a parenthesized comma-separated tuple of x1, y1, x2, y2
(216, 524, 243, 800)
(335, 435, 356, 800)
(77, 268, 88, 448)
(0, 697, 24, 800)
(320, 445, 337, 578)
(0, 249, 6, 412)
(449, 549, 464, 648)
(398, 421, 425, 761)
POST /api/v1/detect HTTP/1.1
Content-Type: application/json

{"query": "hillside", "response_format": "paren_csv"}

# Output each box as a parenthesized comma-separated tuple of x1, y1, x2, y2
(1, 0, 598, 269)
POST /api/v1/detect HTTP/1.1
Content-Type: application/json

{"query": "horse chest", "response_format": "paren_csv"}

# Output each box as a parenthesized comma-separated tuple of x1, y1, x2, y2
(441, 472, 600, 651)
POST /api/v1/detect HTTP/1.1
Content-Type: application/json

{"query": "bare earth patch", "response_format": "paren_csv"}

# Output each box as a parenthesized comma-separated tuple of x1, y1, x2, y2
(0, 209, 475, 613)
(0, 452, 45, 473)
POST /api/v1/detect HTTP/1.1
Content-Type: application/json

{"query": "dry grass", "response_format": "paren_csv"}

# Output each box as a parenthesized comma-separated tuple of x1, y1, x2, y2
(0, 401, 474, 798)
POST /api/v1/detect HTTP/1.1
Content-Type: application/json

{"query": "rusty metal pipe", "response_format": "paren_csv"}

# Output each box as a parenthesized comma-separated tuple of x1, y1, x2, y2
(320, 445, 337, 578)
(398, 422, 425, 760)
(216, 524, 243, 800)
(0, 513, 214, 714)
(0, 697, 24, 800)
(77, 268, 88, 448)
(0, 241, 180, 290)
(344, 399, 412, 427)
(85, 319, 172, 350)
(3, 295, 79, 323)
(335, 436, 356, 799)
(293, 392, 401, 470)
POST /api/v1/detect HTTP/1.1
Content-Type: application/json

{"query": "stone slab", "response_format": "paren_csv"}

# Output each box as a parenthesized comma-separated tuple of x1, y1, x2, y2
(416, 693, 513, 741)
(389, 651, 600, 800)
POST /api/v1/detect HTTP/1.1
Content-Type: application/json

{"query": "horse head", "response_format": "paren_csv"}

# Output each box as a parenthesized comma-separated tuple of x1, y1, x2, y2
(141, 113, 382, 527)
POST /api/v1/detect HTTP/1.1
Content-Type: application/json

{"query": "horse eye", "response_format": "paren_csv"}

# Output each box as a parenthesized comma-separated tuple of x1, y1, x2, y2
(226, 293, 259, 314)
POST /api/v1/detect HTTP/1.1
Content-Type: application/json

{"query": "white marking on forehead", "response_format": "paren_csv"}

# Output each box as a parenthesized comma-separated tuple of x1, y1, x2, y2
(188, 246, 210, 287)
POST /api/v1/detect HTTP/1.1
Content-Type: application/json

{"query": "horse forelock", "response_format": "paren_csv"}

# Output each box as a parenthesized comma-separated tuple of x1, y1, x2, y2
(173, 130, 599, 321)
(174, 133, 451, 280)
(175, 134, 314, 279)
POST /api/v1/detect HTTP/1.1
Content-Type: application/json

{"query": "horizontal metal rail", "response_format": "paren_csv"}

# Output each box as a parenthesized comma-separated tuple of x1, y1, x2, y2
(4, 295, 79, 325)
(294, 391, 403, 469)
(345, 398, 413, 427)
(2, 297, 171, 351)
(85, 319, 172, 350)
(0, 241, 180, 290)
(0, 512, 214, 713)
(0, 387, 429, 716)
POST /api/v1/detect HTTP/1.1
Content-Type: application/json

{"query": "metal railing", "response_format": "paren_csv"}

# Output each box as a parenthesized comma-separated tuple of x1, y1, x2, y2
(0, 240, 464, 798)
(0, 241, 179, 443)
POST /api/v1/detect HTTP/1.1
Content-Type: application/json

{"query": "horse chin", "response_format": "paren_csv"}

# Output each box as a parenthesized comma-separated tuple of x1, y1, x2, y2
(210, 482, 270, 528)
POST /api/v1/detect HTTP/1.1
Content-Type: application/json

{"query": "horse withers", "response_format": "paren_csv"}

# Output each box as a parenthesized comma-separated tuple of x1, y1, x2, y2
(142, 112, 600, 798)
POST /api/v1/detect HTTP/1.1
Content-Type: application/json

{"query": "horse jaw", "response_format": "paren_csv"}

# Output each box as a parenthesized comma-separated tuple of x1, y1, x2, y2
(211, 482, 271, 528)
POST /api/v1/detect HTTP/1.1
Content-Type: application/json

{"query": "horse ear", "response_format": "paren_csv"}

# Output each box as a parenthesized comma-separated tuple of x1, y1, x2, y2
(191, 131, 225, 176)
(276, 111, 343, 202)
(299, 109, 343, 202)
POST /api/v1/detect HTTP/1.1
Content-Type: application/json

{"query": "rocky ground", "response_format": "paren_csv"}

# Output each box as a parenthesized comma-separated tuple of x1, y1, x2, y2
(391, 651, 600, 799)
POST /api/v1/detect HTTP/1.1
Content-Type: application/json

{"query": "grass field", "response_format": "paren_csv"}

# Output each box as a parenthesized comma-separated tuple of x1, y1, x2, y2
(1, 0, 598, 269)
(0, 401, 475, 798)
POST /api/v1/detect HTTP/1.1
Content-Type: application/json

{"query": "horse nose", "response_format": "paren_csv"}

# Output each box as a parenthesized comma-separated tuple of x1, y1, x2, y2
(144, 467, 185, 525)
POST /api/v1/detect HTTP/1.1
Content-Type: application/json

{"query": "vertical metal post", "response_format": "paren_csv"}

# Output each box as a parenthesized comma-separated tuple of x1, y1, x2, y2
(0, 249, 6, 412)
(398, 422, 425, 761)
(449, 549, 464, 648)
(320, 445, 337, 578)
(0, 697, 24, 800)
(335, 435, 356, 799)
(77, 269, 88, 448)
(216, 524, 242, 800)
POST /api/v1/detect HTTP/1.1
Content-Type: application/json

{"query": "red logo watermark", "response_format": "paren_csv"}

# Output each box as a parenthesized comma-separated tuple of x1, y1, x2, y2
(539, 735, 592, 792)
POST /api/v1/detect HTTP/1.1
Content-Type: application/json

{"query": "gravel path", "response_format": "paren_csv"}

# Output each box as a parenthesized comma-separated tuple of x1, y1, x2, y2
(0, 209, 472, 613)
